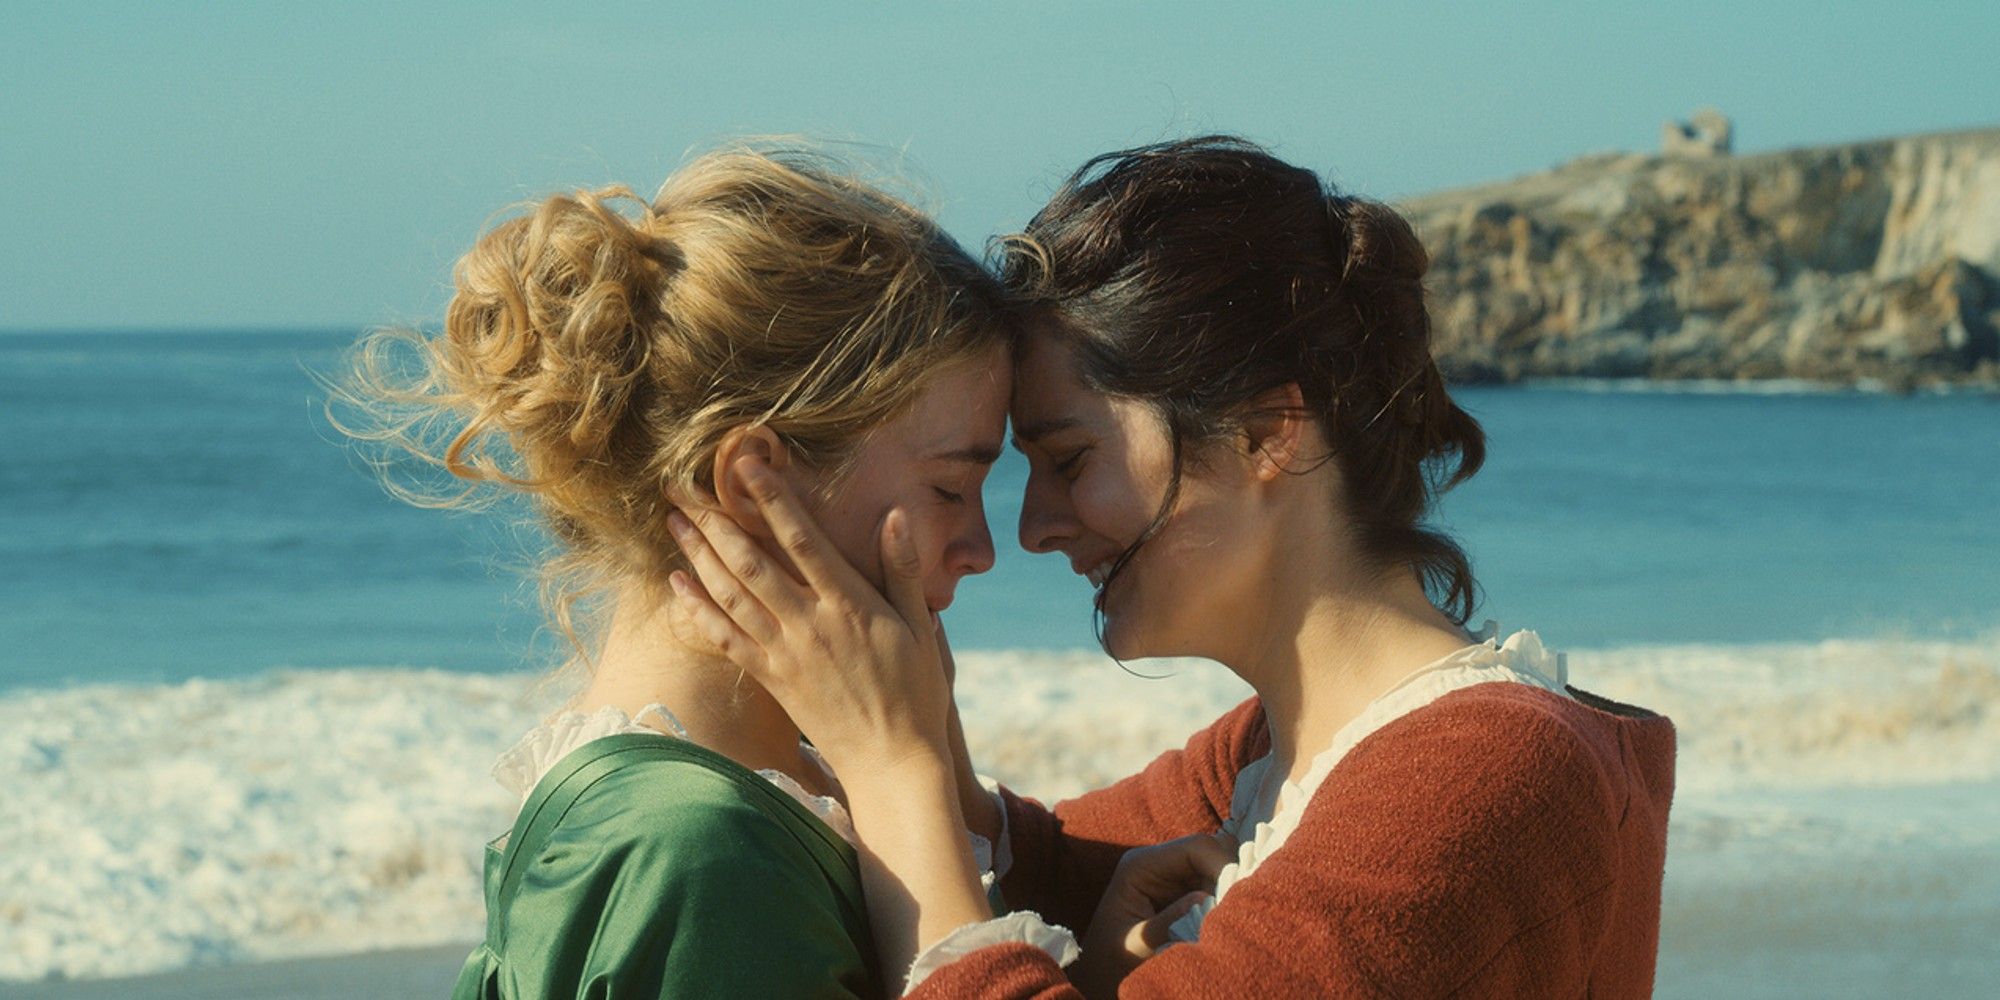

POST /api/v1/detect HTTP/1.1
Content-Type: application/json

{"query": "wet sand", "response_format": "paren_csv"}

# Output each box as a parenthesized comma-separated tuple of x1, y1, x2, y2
(0, 945, 469, 1000)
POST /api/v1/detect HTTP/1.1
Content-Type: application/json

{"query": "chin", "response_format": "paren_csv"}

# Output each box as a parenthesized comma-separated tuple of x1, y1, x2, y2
(1103, 602, 1214, 661)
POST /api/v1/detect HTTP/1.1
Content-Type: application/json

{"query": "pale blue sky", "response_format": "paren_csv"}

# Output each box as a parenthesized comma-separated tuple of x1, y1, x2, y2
(3, 0, 1995, 331)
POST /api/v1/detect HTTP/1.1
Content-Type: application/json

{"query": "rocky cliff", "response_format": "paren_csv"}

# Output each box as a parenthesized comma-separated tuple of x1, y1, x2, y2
(1402, 126, 2000, 385)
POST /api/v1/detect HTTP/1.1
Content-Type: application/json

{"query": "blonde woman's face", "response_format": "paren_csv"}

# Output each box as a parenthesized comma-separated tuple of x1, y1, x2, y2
(810, 347, 1011, 616)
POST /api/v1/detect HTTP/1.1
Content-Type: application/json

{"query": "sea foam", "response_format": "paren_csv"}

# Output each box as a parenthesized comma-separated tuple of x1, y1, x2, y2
(2, 636, 1995, 981)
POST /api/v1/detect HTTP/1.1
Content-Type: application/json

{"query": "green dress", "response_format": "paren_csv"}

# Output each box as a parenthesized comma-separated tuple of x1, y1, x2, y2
(452, 732, 882, 999)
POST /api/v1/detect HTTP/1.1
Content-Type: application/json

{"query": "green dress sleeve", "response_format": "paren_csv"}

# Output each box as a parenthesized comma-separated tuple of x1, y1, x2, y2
(455, 734, 881, 1000)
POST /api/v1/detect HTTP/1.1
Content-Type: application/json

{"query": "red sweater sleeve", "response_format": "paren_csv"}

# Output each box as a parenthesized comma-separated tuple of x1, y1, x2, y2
(996, 698, 1269, 932)
(918, 685, 1673, 999)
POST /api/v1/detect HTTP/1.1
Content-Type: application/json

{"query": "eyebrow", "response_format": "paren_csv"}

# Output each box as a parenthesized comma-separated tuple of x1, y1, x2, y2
(926, 443, 1005, 466)
(1009, 417, 1081, 453)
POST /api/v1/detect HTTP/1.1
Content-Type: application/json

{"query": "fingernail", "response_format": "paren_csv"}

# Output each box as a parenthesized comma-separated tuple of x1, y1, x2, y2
(666, 512, 691, 539)
(667, 571, 689, 594)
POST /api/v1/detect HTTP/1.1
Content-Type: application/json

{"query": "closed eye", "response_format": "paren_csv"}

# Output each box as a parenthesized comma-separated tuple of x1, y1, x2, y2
(934, 486, 965, 504)
(1053, 447, 1090, 479)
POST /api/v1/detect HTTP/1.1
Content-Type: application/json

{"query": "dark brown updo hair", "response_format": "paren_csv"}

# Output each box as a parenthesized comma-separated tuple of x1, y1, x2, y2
(1001, 136, 1485, 625)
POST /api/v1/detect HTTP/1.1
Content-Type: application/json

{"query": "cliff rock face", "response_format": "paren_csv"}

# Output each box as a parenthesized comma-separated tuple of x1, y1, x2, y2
(1402, 127, 2000, 384)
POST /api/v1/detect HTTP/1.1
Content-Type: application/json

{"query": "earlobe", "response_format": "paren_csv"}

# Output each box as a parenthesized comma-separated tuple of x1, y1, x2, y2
(709, 425, 792, 537)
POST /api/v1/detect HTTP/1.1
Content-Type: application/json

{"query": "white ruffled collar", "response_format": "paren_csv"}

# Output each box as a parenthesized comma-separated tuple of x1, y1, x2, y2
(491, 702, 858, 844)
(1168, 626, 1570, 942)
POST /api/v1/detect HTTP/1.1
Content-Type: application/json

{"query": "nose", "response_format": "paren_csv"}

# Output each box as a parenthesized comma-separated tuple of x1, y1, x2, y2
(947, 501, 997, 578)
(1018, 467, 1079, 555)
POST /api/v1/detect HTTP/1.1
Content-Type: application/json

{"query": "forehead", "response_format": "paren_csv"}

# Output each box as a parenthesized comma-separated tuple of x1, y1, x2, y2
(876, 348, 1012, 455)
(1010, 330, 1096, 431)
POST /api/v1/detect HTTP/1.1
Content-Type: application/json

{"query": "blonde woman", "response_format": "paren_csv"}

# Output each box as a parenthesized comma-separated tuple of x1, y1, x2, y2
(341, 147, 1015, 998)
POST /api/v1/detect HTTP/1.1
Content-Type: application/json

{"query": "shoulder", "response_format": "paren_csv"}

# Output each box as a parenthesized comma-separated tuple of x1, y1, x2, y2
(1317, 686, 1622, 848)
(1275, 682, 1674, 914)
(503, 742, 850, 909)
(1336, 682, 1672, 823)
(1125, 695, 1271, 812)
(511, 747, 863, 931)
(549, 751, 822, 863)
(496, 750, 876, 997)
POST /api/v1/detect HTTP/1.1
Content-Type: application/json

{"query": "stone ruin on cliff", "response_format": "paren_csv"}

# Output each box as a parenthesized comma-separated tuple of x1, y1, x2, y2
(1662, 108, 1734, 157)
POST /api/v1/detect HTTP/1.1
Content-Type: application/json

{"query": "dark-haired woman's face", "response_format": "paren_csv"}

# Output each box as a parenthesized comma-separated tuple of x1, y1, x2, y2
(1011, 332, 1267, 661)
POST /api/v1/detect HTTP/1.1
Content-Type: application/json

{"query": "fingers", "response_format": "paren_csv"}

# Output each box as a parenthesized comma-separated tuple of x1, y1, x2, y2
(667, 510, 785, 642)
(876, 508, 931, 634)
(674, 489, 813, 615)
(667, 571, 770, 676)
(1135, 890, 1210, 954)
(732, 456, 867, 596)
(1130, 832, 1237, 894)
(1186, 832, 1238, 882)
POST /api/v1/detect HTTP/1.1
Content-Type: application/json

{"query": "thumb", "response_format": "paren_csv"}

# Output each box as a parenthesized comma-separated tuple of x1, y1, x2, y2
(877, 508, 929, 633)
(1188, 831, 1239, 882)
(1134, 890, 1209, 955)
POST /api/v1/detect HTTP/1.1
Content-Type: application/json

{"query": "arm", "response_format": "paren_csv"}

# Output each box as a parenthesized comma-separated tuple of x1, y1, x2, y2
(911, 689, 1641, 999)
(996, 698, 1267, 932)
(939, 623, 1004, 849)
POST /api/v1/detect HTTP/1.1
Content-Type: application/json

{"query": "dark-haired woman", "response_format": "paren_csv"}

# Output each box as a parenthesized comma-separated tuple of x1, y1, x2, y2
(671, 137, 1676, 998)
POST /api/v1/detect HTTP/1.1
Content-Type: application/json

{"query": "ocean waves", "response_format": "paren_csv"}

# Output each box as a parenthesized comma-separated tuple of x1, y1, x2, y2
(3, 635, 1996, 981)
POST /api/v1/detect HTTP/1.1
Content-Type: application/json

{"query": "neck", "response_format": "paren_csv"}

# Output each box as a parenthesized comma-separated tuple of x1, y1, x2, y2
(573, 585, 825, 789)
(1230, 543, 1475, 785)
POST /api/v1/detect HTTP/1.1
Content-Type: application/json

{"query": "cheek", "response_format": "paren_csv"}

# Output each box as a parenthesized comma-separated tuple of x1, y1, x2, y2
(804, 482, 898, 591)
(1147, 496, 1254, 605)
(820, 513, 883, 589)
(1071, 471, 1156, 545)
(872, 494, 953, 578)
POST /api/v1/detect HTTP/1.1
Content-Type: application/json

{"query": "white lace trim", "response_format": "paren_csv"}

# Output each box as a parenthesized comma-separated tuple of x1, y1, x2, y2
(903, 910, 1079, 995)
(1166, 626, 1570, 943)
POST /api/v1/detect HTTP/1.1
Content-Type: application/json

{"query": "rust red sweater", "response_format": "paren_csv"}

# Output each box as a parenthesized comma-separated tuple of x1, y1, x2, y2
(915, 684, 1675, 999)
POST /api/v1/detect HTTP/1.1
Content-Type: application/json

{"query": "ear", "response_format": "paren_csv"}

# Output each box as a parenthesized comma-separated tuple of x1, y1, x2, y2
(1239, 383, 1311, 482)
(708, 425, 794, 537)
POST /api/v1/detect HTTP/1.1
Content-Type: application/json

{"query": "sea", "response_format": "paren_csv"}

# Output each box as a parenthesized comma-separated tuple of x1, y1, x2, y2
(2, 329, 1996, 995)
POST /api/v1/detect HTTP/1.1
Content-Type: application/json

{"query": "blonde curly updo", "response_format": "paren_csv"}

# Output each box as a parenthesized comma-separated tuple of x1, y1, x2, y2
(337, 145, 1012, 652)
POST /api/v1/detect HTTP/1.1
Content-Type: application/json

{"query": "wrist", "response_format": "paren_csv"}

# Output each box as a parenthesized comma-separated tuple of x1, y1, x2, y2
(842, 749, 958, 803)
